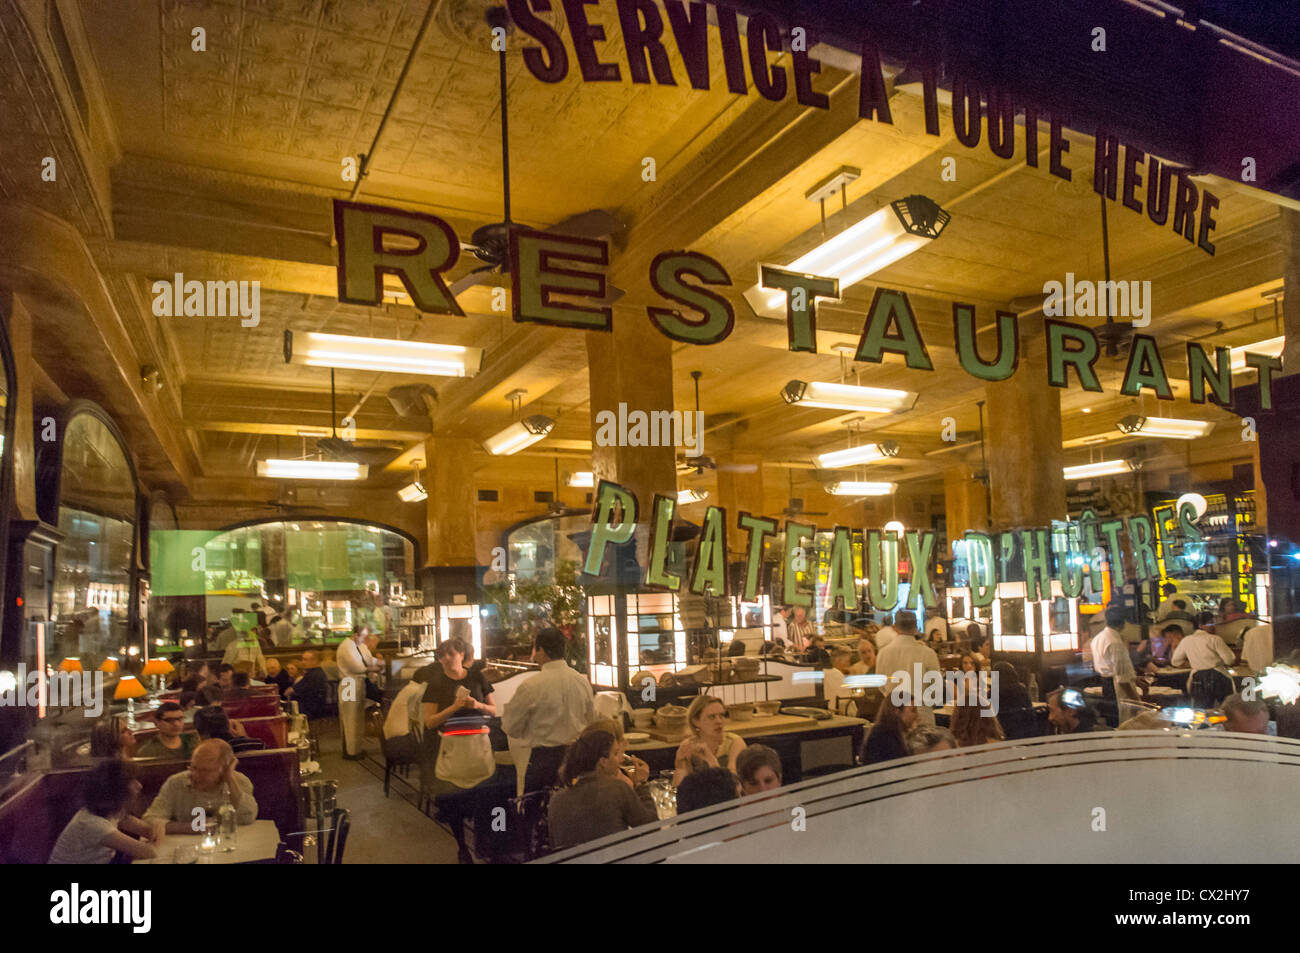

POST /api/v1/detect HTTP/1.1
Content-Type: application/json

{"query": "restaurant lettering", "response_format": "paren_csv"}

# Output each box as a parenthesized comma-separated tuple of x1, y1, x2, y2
(334, 200, 1280, 409)
(504, 1, 1221, 254)
(583, 480, 1207, 611)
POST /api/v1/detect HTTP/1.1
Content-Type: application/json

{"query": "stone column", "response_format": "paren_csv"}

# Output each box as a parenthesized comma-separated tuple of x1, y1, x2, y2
(585, 319, 678, 570)
(716, 453, 764, 558)
(423, 435, 479, 602)
(943, 466, 990, 556)
(984, 328, 1067, 530)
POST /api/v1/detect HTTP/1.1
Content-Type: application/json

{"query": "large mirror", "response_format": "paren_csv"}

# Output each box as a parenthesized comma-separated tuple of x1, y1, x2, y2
(50, 409, 137, 672)
(149, 520, 417, 654)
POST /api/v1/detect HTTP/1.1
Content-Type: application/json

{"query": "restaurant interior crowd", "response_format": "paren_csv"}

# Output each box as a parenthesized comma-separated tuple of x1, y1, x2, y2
(41, 573, 1287, 864)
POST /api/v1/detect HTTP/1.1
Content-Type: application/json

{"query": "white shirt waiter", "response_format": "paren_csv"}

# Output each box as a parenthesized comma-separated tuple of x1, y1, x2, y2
(875, 614, 940, 726)
(502, 660, 595, 749)
(1172, 629, 1235, 674)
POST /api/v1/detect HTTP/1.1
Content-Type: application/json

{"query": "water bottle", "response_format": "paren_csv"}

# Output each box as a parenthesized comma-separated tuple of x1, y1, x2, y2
(218, 792, 237, 852)
(1027, 673, 1040, 703)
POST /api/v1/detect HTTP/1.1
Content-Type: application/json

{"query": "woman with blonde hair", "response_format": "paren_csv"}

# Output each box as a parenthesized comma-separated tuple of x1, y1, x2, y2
(671, 694, 747, 787)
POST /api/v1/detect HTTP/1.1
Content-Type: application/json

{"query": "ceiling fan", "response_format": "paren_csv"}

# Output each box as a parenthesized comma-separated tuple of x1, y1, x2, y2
(187, 486, 320, 516)
(449, 7, 627, 303)
(676, 371, 759, 476)
(315, 369, 404, 467)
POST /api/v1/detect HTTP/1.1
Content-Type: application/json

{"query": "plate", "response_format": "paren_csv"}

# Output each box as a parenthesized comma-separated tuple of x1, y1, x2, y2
(624, 732, 651, 744)
(781, 706, 833, 720)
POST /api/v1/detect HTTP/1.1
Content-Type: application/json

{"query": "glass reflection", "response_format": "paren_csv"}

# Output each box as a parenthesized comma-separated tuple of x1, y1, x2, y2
(51, 414, 136, 671)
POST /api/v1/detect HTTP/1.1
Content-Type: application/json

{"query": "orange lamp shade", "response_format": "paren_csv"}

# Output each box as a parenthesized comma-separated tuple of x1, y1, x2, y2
(59, 658, 83, 673)
(141, 659, 174, 677)
(113, 676, 147, 700)
(98, 658, 119, 673)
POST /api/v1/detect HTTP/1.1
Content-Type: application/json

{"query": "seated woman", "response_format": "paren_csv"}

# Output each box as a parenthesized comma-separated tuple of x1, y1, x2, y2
(672, 695, 747, 787)
(547, 729, 657, 850)
(950, 697, 1006, 747)
(860, 690, 917, 765)
(49, 760, 161, 864)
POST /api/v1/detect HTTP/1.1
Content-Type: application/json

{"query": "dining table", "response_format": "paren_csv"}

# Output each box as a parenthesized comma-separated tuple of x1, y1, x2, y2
(132, 819, 282, 864)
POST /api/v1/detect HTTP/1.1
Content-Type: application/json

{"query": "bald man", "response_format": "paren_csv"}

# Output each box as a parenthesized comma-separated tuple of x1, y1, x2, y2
(143, 739, 258, 835)
(286, 650, 329, 721)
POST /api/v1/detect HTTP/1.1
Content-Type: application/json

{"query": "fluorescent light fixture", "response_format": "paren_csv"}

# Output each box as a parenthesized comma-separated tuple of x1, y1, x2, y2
(397, 481, 427, 502)
(782, 380, 918, 414)
(483, 415, 554, 456)
(284, 330, 482, 377)
(1117, 415, 1214, 439)
(257, 459, 367, 480)
(1230, 335, 1284, 372)
(678, 488, 709, 504)
(1063, 459, 1136, 480)
(745, 195, 950, 315)
(826, 481, 896, 496)
(567, 471, 595, 488)
(815, 440, 900, 469)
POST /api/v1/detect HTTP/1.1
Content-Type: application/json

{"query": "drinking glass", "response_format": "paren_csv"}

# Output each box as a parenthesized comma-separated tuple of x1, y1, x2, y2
(173, 844, 197, 865)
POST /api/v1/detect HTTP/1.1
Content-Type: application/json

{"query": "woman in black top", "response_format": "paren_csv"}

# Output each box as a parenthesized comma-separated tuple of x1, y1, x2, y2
(992, 661, 1037, 738)
(860, 692, 918, 765)
(419, 637, 496, 864)
(420, 638, 495, 730)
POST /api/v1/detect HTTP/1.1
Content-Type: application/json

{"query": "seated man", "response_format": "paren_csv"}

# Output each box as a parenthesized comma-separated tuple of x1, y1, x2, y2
(286, 650, 329, 720)
(143, 739, 258, 835)
(735, 744, 782, 795)
(264, 657, 292, 697)
(675, 766, 740, 814)
(1046, 688, 1102, 734)
(1222, 693, 1270, 734)
(383, 668, 432, 763)
(216, 663, 236, 693)
(802, 635, 832, 668)
(905, 725, 959, 755)
(134, 702, 195, 760)
(193, 704, 265, 753)
(822, 647, 853, 714)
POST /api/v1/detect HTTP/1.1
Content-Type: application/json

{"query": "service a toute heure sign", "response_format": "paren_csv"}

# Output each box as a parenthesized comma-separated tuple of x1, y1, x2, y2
(329, 3, 1272, 605)
(331, 0, 1282, 411)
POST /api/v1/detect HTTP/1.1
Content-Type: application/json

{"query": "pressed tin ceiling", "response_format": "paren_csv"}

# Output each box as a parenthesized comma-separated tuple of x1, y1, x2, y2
(33, 0, 1286, 499)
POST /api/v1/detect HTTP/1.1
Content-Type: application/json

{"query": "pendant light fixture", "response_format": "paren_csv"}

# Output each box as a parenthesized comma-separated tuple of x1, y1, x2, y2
(483, 389, 554, 456)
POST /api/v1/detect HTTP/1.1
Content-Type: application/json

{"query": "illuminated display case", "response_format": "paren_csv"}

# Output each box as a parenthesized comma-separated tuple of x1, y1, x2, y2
(944, 587, 993, 629)
(586, 590, 686, 691)
(991, 581, 1079, 654)
(439, 602, 484, 660)
(1152, 490, 1262, 615)
(718, 593, 772, 651)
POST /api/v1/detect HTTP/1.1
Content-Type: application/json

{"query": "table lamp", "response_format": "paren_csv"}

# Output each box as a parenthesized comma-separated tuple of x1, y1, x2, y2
(59, 658, 83, 673)
(114, 675, 148, 728)
(98, 657, 119, 673)
(141, 658, 174, 692)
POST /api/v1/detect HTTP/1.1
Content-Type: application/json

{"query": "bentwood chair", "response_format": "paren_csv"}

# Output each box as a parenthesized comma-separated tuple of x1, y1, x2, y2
(275, 842, 304, 864)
